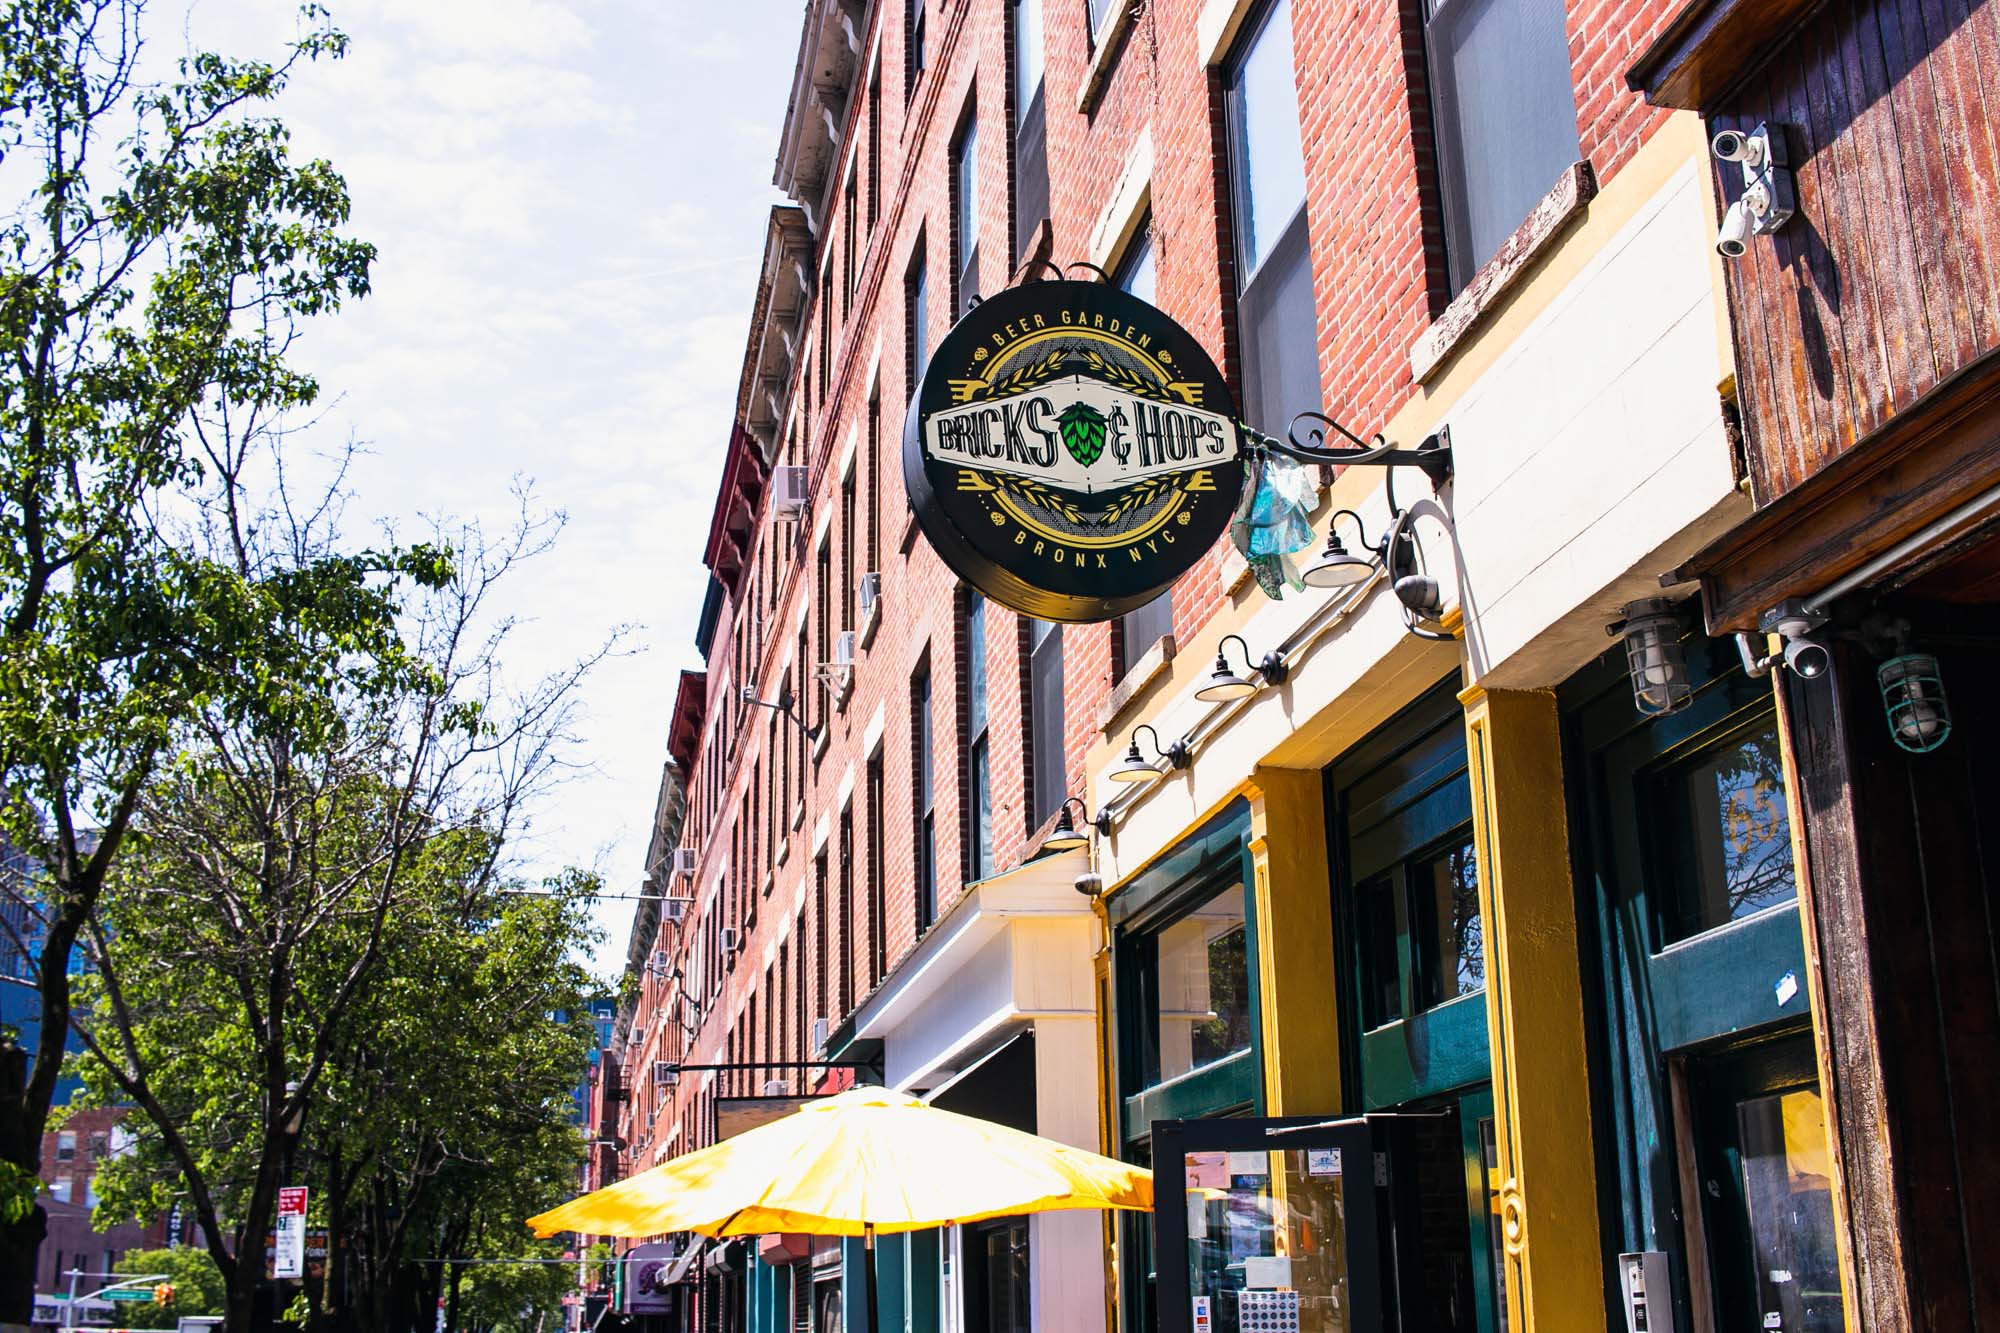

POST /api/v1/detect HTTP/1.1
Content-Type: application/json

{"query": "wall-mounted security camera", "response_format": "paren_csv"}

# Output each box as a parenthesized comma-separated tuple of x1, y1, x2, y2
(1716, 199, 1754, 259)
(1751, 597, 1831, 681)
(1711, 122, 1795, 259)
(1073, 870, 1105, 899)
(1710, 128, 1765, 169)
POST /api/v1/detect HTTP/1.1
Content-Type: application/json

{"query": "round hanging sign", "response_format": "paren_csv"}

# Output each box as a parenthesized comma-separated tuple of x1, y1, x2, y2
(903, 279, 1244, 622)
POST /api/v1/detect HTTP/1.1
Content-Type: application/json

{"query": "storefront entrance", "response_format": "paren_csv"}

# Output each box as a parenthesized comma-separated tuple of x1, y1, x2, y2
(1324, 678, 1501, 1333)
(1563, 634, 1838, 1333)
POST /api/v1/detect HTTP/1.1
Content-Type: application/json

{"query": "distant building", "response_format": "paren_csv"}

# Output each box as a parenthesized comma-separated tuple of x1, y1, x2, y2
(32, 1107, 173, 1299)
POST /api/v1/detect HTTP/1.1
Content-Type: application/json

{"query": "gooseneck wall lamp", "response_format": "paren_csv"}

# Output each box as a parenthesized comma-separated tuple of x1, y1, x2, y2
(1109, 724, 1192, 786)
(1301, 509, 1380, 590)
(1194, 634, 1291, 703)
(1037, 797, 1109, 856)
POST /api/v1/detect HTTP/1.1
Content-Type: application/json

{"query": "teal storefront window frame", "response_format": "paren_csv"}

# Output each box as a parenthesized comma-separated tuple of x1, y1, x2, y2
(1106, 797, 1259, 1333)
(1324, 674, 1503, 1333)
(1562, 633, 1813, 1333)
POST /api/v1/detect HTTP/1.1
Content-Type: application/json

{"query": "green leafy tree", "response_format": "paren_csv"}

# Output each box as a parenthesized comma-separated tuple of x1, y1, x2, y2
(71, 502, 613, 1333)
(0, 2, 395, 1315)
(113, 1246, 228, 1329)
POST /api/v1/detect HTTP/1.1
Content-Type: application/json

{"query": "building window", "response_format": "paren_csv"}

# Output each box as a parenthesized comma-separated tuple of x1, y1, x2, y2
(907, 0, 926, 94)
(964, 593, 993, 881)
(842, 467, 857, 633)
(1029, 620, 1065, 829)
(814, 851, 829, 1024)
(914, 660, 938, 929)
(867, 754, 887, 985)
(906, 246, 930, 393)
(55, 1131, 75, 1162)
(1115, 216, 1155, 304)
(844, 172, 858, 300)
(1086, 0, 1116, 41)
(1012, 0, 1048, 262)
(866, 389, 881, 572)
(868, 66, 882, 230)
(838, 806, 855, 1015)
(1422, 0, 1579, 293)
(816, 538, 832, 724)
(1225, 0, 1320, 435)
(953, 113, 980, 315)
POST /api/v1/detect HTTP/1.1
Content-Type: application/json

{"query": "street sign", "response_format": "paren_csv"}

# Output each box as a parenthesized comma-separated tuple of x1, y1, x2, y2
(274, 1185, 309, 1279)
(103, 1288, 154, 1301)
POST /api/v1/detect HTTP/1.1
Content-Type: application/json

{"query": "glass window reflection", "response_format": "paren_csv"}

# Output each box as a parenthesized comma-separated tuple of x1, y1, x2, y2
(1156, 884, 1252, 1081)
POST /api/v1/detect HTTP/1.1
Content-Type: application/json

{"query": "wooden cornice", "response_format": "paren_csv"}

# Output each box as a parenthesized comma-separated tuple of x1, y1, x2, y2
(1626, 0, 1831, 111)
(1674, 346, 2000, 631)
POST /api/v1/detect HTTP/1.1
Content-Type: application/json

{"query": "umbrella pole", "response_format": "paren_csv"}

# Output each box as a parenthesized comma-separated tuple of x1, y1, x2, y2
(864, 1223, 880, 1333)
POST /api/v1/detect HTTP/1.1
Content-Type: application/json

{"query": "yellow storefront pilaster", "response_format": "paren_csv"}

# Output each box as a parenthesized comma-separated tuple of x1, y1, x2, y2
(1460, 686, 1604, 1333)
(1246, 768, 1340, 1115)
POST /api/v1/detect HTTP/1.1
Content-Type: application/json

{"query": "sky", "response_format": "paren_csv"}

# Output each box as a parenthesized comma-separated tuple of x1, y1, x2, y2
(192, 0, 800, 974)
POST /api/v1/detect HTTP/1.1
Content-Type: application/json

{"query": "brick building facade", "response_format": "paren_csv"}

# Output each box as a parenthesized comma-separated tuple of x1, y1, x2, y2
(588, 0, 1917, 1328)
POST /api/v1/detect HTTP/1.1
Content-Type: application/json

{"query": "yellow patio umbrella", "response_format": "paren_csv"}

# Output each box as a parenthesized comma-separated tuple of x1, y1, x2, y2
(527, 1084, 1151, 1329)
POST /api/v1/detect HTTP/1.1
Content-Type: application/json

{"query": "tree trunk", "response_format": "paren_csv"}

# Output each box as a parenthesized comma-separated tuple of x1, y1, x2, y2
(0, 1038, 48, 1329)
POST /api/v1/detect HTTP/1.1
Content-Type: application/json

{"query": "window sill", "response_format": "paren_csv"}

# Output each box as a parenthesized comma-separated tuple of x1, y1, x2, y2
(1097, 633, 1178, 735)
(791, 801, 806, 833)
(1408, 160, 1598, 383)
(899, 506, 919, 554)
(1076, 0, 1137, 115)
(812, 725, 830, 763)
(858, 594, 882, 649)
(762, 869, 775, 896)
(777, 839, 790, 869)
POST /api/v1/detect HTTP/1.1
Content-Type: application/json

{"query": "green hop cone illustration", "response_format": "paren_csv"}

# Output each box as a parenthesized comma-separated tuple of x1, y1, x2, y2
(1058, 400, 1108, 467)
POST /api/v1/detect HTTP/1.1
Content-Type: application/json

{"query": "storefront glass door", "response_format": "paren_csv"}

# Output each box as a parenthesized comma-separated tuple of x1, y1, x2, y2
(1152, 1116, 1383, 1333)
(1688, 1035, 1844, 1333)
(1326, 679, 1499, 1333)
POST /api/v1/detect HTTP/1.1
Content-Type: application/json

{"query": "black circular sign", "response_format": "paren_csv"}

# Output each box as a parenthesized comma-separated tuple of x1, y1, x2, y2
(903, 280, 1244, 622)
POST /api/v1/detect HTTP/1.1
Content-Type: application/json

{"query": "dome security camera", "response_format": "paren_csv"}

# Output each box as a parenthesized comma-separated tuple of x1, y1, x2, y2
(1784, 635, 1831, 680)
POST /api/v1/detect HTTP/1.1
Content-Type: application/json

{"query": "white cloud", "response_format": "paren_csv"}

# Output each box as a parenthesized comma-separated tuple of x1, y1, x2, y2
(185, 0, 799, 974)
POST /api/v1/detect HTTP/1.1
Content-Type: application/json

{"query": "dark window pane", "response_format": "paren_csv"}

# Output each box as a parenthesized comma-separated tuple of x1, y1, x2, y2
(1014, 0, 1043, 102)
(1425, 0, 1580, 290)
(1118, 587, 1172, 675)
(1030, 621, 1065, 828)
(1226, 0, 1307, 282)
(1155, 883, 1251, 1080)
(1013, 87, 1049, 260)
(967, 595, 988, 738)
(1116, 224, 1156, 306)
(1236, 213, 1320, 436)
(956, 119, 979, 310)
(1413, 835, 1482, 1009)
(909, 259, 930, 384)
(1357, 874, 1402, 1029)
(1735, 1087, 1846, 1333)
(1660, 723, 1796, 942)
(971, 737, 993, 880)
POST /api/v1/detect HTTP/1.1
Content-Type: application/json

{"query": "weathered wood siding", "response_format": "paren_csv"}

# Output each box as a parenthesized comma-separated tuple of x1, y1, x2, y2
(1714, 0, 2000, 504)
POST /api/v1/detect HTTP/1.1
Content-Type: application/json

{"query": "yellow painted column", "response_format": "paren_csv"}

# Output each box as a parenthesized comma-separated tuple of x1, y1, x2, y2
(1460, 687, 1605, 1333)
(1246, 767, 1341, 1115)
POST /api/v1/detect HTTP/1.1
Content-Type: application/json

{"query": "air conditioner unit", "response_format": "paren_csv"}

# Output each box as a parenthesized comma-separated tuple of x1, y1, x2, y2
(673, 847, 698, 876)
(720, 926, 740, 953)
(832, 630, 856, 670)
(857, 571, 881, 622)
(653, 1061, 679, 1088)
(769, 466, 810, 520)
(663, 898, 688, 924)
(762, 1078, 789, 1097)
(648, 950, 669, 977)
(811, 1017, 830, 1056)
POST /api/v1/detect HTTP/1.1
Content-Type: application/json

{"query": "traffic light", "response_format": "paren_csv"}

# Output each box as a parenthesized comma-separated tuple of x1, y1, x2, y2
(153, 1282, 176, 1306)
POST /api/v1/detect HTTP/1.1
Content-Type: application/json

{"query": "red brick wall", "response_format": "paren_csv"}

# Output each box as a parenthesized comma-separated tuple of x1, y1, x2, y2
(625, 0, 1695, 1172)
